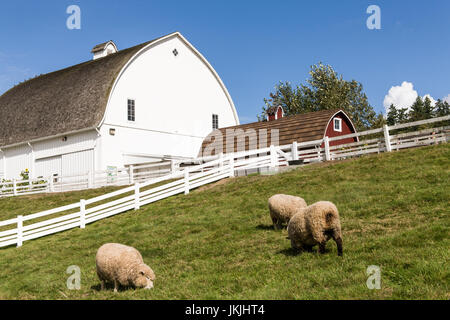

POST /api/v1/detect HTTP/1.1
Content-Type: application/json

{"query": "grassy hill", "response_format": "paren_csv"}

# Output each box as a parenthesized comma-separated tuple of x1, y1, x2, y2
(0, 144, 448, 299)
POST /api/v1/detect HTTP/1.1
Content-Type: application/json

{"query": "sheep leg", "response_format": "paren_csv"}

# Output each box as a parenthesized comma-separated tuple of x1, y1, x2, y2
(334, 237, 343, 256)
(290, 239, 301, 251)
(114, 281, 119, 293)
(100, 280, 105, 291)
(318, 242, 326, 254)
(272, 217, 281, 230)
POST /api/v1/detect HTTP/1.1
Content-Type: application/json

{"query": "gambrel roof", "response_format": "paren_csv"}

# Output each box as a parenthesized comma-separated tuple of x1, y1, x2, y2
(0, 40, 156, 148)
(0, 32, 234, 148)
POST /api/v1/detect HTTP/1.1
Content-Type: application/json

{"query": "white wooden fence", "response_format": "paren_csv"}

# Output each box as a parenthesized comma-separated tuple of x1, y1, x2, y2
(0, 161, 173, 198)
(0, 115, 448, 248)
(0, 152, 283, 248)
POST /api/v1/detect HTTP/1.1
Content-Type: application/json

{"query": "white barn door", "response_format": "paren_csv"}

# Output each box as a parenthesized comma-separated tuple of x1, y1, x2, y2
(61, 150, 94, 186)
(35, 156, 62, 179)
(61, 150, 94, 176)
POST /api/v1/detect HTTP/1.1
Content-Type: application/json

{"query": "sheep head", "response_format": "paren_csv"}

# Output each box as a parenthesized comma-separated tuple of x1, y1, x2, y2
(133, 264, 156, 289)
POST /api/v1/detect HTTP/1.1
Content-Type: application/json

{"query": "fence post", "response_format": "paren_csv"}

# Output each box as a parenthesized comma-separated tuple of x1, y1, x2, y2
(129, 165, 134, 185)
(229, 156, 235, 178)
(184, 169, 190, 195)
(49, 176, 54, 192)
(270, 145, 277, 168)
(80, 199, 86, 229)
(134, 182, 140, 210)
(219, 153, 224, 170)
(324, 136, 331, 161)
(291, 141, 299, 161)
(16, 215, 23, 247)
(13, 178, 17, 196)
(383, 124, 392, 152)
(87, 171, 93, 189)
(170, 161, 176, 174)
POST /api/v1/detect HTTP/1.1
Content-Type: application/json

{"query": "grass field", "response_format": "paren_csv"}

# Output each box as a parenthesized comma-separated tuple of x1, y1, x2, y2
(0, 144, 448, 299)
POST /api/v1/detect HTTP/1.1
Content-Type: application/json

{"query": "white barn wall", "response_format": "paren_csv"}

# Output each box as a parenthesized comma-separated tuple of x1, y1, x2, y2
(4, 145, 33, 179)
(99, 124, 206, 168)
(0, 151, 5, 178)
(33, 131, 97, 160)
(100, 34, 238, 169)
(2, 130, 98, 179)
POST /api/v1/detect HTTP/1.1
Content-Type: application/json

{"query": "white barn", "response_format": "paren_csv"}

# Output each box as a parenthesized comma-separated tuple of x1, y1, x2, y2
(0, 32, 239, 180)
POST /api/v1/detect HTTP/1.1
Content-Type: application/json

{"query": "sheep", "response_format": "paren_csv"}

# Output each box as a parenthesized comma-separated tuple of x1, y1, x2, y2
(268, 194, 307, 229)
(287, 201, 343, 256)
(95, 243, 156, 292)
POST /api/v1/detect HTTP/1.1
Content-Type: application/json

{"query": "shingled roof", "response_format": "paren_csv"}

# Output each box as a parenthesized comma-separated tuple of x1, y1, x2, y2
(199, 109, 347, 156)
(0, 35, 168, 148)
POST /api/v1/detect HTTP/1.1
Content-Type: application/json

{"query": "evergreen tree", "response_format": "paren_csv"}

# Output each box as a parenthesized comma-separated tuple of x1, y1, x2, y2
(434, 99, 450, 117)
(423, 96, 435, 119)
(408, 96, 425, 121)
(397, 107, 409, 123)
(386, 104, 398, 125)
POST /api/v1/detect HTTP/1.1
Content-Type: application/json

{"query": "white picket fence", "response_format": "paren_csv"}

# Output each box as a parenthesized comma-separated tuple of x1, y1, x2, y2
(0, 115, 448, 248)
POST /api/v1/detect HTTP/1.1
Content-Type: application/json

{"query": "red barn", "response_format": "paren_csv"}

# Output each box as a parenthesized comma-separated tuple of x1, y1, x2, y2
(199, 109, 357, 157)
(266, 105, 284, 121)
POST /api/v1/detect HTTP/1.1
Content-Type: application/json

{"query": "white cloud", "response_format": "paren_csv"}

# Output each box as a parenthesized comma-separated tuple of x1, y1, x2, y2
(383, 81, 418, 112)
(422, 94, 436, 107)
(444, 94, 450, 104)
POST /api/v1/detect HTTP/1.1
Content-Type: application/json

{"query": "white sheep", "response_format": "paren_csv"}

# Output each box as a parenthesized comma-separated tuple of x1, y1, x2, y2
(287, 201, 343, 256)
(96, 243, 156, 292)
(268, 194, 307, 229)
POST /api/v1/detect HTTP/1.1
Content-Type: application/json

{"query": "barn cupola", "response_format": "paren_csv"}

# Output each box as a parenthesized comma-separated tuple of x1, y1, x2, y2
(266, 105, 284, 121)
(91, 40, 118, 60)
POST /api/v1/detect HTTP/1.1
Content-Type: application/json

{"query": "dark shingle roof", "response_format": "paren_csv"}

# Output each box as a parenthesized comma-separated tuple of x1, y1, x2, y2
(0, 37, 164, 147)
(199, 109, 346, 156)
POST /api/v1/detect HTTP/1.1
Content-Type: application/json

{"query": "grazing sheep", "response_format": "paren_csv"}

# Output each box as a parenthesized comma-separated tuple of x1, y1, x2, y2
(96, 243, 156, 292)
(268, 194, 307, 229)
(287, 201, 343, 256)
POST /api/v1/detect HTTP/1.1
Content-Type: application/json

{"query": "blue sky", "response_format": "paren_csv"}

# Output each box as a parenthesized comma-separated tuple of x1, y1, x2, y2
(0, 0, 449, 123)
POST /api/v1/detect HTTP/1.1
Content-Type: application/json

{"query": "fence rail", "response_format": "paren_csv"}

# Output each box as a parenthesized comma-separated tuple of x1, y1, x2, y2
(0, 161, 174, 198)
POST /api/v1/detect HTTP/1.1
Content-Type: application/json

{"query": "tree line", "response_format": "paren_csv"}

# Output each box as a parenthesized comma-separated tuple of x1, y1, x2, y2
(386, 97, 449, 126)
(259, 62, 449, 130)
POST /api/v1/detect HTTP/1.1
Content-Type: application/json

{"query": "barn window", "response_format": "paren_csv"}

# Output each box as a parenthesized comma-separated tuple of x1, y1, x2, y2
(334, 118, 342, 132)
(173, 49, 178, 57)
(127, 99, 135, 122)
(212, 114, 219, 130)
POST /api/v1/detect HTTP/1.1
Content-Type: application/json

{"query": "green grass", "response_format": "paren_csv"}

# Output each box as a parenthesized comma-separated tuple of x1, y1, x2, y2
(0, 144, 449, 300)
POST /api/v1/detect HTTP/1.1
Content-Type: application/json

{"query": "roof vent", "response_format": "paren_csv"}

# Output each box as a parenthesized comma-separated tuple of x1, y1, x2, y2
(267, 105, 284, 121)
(91, 40, 118, 60)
